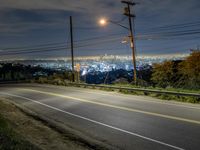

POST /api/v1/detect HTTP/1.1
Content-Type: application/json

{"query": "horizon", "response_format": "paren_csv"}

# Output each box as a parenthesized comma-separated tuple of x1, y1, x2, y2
(0, 52, 190, 62)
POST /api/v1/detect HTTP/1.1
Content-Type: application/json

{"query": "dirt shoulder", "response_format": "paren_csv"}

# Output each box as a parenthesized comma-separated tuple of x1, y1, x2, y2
(0, 98, 91, 150)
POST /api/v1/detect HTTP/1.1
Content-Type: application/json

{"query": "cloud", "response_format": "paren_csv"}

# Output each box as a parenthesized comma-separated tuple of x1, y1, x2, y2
(1, 0, 199, 21)
(0, 9, 69, 35)
(1, 0, 199, 28)
(0, 0, 124, 35)
(0, 0, 122, 15)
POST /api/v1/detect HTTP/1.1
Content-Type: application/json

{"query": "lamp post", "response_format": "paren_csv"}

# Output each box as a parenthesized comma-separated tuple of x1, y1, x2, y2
(99, 18, 137, 84)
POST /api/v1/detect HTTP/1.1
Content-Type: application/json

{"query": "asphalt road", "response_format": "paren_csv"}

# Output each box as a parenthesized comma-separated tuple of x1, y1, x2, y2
(0, 83, 200, 150)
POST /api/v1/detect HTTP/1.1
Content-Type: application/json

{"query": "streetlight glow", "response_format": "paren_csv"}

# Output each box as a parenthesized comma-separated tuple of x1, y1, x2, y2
(99, 18, 107, 26)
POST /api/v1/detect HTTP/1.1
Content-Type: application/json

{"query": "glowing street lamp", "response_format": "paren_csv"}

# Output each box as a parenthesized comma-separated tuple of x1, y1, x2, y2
(99, 18, 129, 30)
(99, 18, 108, 26)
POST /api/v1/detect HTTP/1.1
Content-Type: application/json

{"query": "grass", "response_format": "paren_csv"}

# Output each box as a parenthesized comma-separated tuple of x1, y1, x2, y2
(150, 93, 200, 103)
(76, 83, 200, 104)
(0, 115, 40, 150)
(105, 83, 200, 103)
(0, 99, 112, 150)
(112, 83, 200, 94)
(114, 89, 200, 103)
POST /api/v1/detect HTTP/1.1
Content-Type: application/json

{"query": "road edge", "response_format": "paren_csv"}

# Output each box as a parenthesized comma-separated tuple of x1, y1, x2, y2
(3, 99, 120, 150)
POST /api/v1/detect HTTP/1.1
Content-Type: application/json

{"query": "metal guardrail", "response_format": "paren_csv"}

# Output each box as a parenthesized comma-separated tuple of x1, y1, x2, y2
(68, 83, 200, 98)
(0, 81, 199, 98)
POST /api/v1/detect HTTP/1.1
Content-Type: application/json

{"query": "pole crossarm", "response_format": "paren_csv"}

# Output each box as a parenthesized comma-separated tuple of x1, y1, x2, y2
(121, 0, 136, 5)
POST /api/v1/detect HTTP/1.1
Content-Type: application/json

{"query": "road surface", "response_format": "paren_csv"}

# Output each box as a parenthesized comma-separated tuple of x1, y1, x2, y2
(0, 83, 200, 150)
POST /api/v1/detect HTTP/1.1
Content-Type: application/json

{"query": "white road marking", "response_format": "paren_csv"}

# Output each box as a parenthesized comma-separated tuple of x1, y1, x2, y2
(0, 92, 185, 150)
(18, 88, 200, 125)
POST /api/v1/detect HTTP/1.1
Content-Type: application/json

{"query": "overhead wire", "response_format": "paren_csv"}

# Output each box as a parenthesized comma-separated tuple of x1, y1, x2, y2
(1, 34, 125, 53)
(138, 21, 200, 34)
(1, 20, 200, 56)
(0, 32, 126, 52)
(1, 29, 199, 54)
(1, 20, 200, 51)
(144, 21, 200, 30)
(0, 37, 123, 56)
(0, 42, 66, 51)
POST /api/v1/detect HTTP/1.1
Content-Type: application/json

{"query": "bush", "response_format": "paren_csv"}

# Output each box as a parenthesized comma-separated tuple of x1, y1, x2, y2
(113, 78, 129, 84)
(151, 51, 200, 90)
(38, 77, 48, 84)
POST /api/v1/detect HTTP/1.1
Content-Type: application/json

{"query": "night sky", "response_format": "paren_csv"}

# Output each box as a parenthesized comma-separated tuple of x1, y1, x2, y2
(0, 0, 200, 60)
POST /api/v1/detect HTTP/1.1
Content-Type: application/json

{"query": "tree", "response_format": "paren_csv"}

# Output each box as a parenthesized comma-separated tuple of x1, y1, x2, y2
(151, 61, 177, 88)
(151, 51, 200, 89)
(178, 50, 200, 89)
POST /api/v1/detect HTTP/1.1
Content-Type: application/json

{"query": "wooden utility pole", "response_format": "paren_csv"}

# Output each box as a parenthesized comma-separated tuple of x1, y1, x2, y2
(70, 16, 75, 82)
(121, 0, 137, 84)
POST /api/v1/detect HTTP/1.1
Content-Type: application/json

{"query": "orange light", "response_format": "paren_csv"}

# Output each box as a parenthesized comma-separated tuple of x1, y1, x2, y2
(99, 18, 107, 26)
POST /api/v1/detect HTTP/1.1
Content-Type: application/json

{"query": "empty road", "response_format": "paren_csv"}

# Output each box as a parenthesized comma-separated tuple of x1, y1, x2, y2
(0, 83, 200, 150)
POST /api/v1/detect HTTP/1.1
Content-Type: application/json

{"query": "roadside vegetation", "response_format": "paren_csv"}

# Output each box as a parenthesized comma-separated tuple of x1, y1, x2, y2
(151, 50, 200, 90)
(0, 116, 39, 150)
(0, 100, 40, 150)
(111, 51, 200, 103)
(0, 99, 95, 150)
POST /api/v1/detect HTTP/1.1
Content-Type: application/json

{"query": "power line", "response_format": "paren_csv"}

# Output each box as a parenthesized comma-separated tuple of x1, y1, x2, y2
(0, 42, 66, 51)
(1, 32, 199, 55)
(1, 20, 200, 51)
(0, 38, 123, 56)
(0, 36, 123, 54)
(140, 27, 200, 35)
(1, 29, 199, 54)
(0, 33, 125, 51)
(1, 20, 200, 55)
(139, 21, 200, 33)
(147, 21, 200, 30)
(0, 39, 198, 56)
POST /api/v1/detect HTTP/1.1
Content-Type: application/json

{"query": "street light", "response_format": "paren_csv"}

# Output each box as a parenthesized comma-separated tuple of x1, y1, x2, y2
(99, 18, 108, 26)
(99, 18, 129, 30)
(98, 18, 137, 84)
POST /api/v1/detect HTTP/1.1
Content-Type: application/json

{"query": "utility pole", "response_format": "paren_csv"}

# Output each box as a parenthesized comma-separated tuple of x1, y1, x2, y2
(121, 0, 137, 84)
(70, 16, 75, 82)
